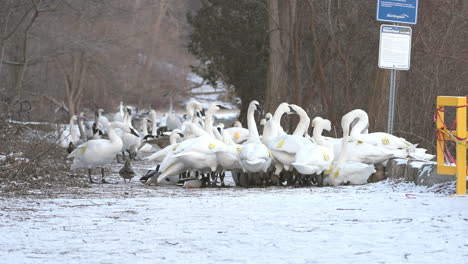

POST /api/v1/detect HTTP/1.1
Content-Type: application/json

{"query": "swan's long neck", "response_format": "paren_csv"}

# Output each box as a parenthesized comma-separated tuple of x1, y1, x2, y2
(169, 97, 173, 113)
(169, 130, 180, 145)
(204, 109, 216, 138)
(349, 110, 369, 139)
(312, 123, 326, 146)
(150, 111, 157, 136)
(69, 117, 77, 139)
(142, 119, 148, 136)
(123, 110, 131, 126)
(336, 124, 350, 164)
(213, 127, 224, 141)
(78, 119, 87, 141)
(186, 103, 195, 122)
(291, 106, 310, 136)
(247, 106, 260, 141)
(261, 119, 276, 143)
(119, 103, 124, 117)
(272, 104, 288, 134)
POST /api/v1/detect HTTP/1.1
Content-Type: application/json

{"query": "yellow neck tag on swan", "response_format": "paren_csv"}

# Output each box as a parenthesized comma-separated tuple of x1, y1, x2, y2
(382, 137, 390, 145)
(79, 145, 87, 154)
(322, 151, 330, 161)
(236, 146, 242, 153)
(208, 143, 216, 149)
(357, 140, 363, 144)
(325, 164, 334, 175)
(172, 144, 180, 151)
(268, 150, 273, 158)
(333, 169, 340, 178)
(233, 132, 240, 140)
(276, 138, 286, 148)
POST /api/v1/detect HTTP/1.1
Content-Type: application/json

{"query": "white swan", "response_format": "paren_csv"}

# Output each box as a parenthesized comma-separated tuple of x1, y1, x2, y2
(118, 106, 141, 158)
(138, 118, 155, 152)
(96, 108, 110, 134)
(266, 104, 313, 175)
(292, 118, 334, 175)
(148, 110, 158, 136)
(324, 114, 376, 186)
(59, 115, 81, 149)
(346, 109, 414, 155)
(68, 121, 139, 183)
(239, 100, 272, 173)
(212, 125, 242, 171)
(156, 104, 224, 184)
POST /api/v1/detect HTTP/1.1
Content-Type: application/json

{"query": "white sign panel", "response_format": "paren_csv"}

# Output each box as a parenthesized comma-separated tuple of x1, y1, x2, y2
(378, 25, 412, 70)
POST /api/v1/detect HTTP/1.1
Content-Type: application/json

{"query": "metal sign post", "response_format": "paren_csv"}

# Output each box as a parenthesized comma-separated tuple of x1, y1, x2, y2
(378, 24, 412, 134)
(377, 0, 417, 134)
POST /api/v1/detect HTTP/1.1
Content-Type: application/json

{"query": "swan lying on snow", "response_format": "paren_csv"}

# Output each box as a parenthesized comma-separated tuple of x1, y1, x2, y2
(68, 121, 139, 183)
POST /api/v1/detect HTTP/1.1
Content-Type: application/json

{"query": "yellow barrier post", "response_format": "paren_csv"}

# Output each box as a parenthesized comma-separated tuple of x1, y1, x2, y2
(456, 97, 466, 195)
(436, 96, 467, 195)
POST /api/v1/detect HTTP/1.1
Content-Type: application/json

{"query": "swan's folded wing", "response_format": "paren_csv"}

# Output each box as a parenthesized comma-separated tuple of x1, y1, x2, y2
(267, 135, 312, 154)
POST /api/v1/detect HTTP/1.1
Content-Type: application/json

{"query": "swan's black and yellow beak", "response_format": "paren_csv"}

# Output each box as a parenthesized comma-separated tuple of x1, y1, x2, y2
(130, 127, 139, 137)
(143, 135, 157, 140)
(288, 106, 297, 114)
(255, 104, 264, 115)
(178, 133, 184, 138)
(217, 104, 229, 110)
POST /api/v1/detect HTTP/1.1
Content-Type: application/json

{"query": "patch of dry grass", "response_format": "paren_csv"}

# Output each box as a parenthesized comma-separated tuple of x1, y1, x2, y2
(0, 119, 87, 196)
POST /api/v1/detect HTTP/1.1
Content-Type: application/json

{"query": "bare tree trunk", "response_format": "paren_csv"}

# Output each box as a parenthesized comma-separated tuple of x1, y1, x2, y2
(368, 69, 389, 132)
(265, 0, 293, 113)
(15, 7, 39, 100)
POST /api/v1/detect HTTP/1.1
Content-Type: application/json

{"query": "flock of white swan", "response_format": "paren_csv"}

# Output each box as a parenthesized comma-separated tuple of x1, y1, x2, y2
(58, 100, 434, 187)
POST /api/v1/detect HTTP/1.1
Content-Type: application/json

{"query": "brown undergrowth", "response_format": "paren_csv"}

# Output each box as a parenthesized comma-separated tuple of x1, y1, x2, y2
(0, 119, 87, 196)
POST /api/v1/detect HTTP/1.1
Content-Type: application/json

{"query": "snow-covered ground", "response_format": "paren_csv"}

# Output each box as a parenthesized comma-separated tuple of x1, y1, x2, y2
(1, 179, 467, 263)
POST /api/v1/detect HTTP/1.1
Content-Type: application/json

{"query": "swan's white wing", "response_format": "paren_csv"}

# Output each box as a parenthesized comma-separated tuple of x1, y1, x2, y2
(356, 132, 412, 149)
(267, 135, 312, 154)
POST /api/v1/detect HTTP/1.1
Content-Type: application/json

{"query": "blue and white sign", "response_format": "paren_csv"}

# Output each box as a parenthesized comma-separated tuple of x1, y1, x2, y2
(378, 25, 412, 70)
(377, 0, 418, 24)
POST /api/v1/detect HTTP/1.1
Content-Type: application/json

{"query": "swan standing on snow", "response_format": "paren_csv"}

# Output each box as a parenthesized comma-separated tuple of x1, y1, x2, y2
(324, 113, 376, 186)
(68, 121, 139, 183)
(239, 100, 272, 174)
